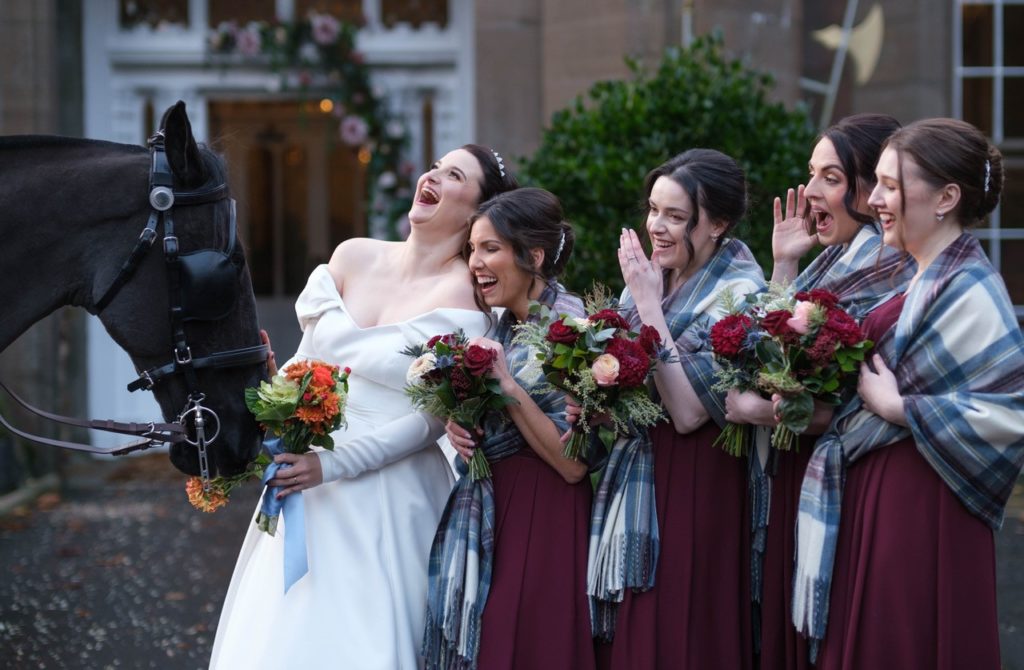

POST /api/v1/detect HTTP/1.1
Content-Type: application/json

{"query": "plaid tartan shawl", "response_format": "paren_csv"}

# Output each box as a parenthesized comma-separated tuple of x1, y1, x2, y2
(749, 224, 915, 640)
(794, 223, 915, 319)
(587, 239, 765, 639)
(792, 233, 1024, 658)
(423, 285, 583, 670)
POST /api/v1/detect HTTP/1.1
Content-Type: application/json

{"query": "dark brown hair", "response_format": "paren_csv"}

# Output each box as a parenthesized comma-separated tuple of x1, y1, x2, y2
(465, 187, 575, 313)
(642, 148, 747, 272)
(460, 143, 520, 203)
(805, 113, 902, 235)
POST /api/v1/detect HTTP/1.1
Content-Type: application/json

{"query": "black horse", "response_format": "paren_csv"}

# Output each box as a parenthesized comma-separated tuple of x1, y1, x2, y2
(0, 102, 266, 477)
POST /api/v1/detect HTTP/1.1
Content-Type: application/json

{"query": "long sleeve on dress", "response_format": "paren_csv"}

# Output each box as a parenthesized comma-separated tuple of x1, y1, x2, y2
(317, 411, 445, 483)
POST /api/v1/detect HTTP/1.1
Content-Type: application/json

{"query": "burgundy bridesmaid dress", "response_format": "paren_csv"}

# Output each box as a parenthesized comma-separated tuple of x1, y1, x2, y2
(815, 294, 1001, 669)
(599, 420, 753, 670)
(758, 439, 813, 670)
(474, 448, 596, 670)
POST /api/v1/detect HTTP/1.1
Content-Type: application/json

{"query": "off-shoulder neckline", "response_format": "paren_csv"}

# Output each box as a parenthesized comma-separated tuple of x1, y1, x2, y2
(309, 265, 487, 331)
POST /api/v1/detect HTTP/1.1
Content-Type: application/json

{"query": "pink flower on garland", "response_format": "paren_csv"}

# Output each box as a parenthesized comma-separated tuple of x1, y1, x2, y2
(339, 115, 369, 146)
(310, 12, 340, 45)
(235, 25, 262, 56)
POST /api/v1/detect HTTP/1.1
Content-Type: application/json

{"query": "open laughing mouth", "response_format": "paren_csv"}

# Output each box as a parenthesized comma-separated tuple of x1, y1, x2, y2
(813, 209, 834, 234)
(475, 274, 497, 294)
(417, 186, 439, 205)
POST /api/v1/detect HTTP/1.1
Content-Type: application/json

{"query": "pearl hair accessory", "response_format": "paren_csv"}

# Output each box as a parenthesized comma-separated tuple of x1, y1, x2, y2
(491, 150, 506, 178)
(984, 159, 991, 194)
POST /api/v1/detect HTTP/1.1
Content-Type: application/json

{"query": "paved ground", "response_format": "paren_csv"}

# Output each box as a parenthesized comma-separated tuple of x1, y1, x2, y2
(2, 453, 1024, 669)
(0, 455, 260, 670)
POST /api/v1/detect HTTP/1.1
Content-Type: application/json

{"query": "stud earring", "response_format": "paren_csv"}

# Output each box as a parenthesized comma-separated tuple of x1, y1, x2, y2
(936, 211, 945, 222)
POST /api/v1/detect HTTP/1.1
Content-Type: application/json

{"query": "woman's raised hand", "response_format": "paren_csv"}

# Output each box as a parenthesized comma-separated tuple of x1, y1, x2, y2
(771, 186, 816, 281)
(618, 228, 662, 309)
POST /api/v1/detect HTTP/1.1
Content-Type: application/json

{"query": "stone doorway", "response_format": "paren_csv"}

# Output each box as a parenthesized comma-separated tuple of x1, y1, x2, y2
(208, 99, 368, 359)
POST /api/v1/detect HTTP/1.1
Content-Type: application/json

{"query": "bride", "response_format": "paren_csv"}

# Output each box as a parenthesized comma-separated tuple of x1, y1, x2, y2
(210, 145, 517, 669)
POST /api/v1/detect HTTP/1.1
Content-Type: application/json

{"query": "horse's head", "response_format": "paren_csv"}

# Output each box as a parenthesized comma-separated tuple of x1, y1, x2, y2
(93, 101, 267, 477)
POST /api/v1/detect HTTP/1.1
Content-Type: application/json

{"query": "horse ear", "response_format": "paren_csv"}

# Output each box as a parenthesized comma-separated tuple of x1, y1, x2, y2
(160, 100, 206, 189)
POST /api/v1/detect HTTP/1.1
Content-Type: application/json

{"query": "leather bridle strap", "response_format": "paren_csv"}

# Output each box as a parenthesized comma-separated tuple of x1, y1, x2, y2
(0, 380, 186, 455)
(127, 343, 270, 392)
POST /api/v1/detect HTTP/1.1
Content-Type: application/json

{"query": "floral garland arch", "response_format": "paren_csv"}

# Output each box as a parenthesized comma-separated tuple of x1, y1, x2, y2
(209, 11, 414, 238)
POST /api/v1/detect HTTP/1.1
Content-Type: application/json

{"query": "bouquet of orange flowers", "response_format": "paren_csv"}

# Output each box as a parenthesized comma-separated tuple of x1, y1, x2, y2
(185, 360, 350, 528)
(245, 360, 350, 453)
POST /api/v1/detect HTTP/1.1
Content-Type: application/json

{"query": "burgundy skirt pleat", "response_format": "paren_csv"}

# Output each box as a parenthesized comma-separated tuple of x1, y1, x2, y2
(599, 420, 753, 670)
(816, 437, 1000, 669)
(758, 438, 813, 670)
(475, 449, 596, 670)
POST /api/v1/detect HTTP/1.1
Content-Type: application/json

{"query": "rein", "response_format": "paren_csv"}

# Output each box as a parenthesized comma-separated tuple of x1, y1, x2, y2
(0, 131, 267, 484)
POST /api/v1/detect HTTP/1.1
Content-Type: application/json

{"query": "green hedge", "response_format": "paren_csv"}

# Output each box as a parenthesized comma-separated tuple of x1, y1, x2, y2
(521, 34, 816, 294)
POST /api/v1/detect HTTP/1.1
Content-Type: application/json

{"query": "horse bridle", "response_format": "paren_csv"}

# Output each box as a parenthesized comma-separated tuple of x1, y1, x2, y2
(0, 131, 268, 484)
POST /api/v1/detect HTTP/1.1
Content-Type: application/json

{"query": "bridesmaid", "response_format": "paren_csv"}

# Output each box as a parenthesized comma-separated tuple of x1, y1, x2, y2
(589, 149, 765, 669)
(423, 187, 595, 670)
(793, 118, 1024, 668)
(722, 113, 913, 669)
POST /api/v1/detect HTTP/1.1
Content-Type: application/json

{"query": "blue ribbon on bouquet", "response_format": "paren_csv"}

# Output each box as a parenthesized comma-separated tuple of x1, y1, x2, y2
(258, 437, 308, 593)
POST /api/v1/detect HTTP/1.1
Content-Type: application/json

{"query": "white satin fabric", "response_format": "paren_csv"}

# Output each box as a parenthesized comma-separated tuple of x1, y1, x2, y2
(211, 265, 490, 669)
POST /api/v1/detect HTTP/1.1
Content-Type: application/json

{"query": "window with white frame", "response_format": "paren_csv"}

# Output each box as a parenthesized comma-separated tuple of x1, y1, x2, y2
(954, 0, 1024, 318)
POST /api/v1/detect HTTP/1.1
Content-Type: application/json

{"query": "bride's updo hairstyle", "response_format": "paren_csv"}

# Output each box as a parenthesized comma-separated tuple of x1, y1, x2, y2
(883, 118, 1004, 228)
(461, 144, 521, 202)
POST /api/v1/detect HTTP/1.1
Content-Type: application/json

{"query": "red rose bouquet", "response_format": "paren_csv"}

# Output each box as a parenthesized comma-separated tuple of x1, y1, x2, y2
(403, 330, 516, 480)
(514, 291, 669, 460)
(711, 285, 873, 453)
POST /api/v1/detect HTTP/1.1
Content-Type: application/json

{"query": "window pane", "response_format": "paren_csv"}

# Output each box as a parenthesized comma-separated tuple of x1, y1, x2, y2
(962, 4, 994, 67)
(1005, 78, 1024, 139)
(999, 241, 1024, 305)
(1001, 163, 1024, 228)
(381, 0, 449, 28)
(208, 0, 276, 28)
(1006, 5, 1024, 66)
(120, 0, 188, 29)
(963, 77, 994, 137)
(296, 0, 365, 24)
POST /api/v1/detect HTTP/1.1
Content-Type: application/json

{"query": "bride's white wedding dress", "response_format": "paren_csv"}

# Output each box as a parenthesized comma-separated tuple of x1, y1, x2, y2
(210, 265, 490, 669)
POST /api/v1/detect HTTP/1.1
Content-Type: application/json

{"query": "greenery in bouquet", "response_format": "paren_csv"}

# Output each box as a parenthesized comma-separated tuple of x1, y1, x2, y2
(513, 287, 669, 460)
(711, 284, 872, 453)
(403, 331, 517, 480)
(186, 360, 350, 514)
(246, 360, 351, 453)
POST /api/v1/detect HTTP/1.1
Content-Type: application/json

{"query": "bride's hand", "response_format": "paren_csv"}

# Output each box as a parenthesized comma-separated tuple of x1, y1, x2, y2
(446, 419, 481, 462)
(269, 452, 323, 498)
